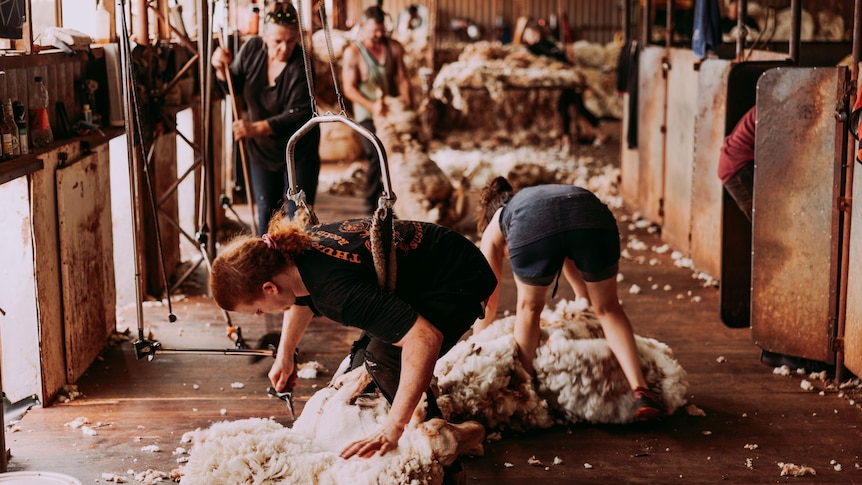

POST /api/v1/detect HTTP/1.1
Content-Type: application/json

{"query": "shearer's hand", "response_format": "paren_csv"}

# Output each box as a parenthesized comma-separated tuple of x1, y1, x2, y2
(339, 423, 402, 459)
(268, 349, 296, 392)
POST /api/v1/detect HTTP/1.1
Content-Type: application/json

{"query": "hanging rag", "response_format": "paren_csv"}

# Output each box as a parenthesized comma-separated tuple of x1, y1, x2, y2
(42, 27, 93, 54)
(691, 0, 721, 59)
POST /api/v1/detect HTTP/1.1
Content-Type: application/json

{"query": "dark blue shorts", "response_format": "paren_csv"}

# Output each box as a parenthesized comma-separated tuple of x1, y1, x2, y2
(508, 228, 620, 286)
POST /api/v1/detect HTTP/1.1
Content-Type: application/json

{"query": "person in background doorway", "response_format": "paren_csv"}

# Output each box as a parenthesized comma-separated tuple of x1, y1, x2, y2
(210, 215, 497, 457)
(474, 177, 664, 422)
(718, 106, 756, 221)
(342, 5, 414, 214)
(211, 1, 320, 234)
(521, 22, 609, 150)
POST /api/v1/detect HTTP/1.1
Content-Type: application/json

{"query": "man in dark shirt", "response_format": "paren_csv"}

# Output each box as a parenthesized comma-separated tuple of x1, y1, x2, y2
(210, 217, 497, 459)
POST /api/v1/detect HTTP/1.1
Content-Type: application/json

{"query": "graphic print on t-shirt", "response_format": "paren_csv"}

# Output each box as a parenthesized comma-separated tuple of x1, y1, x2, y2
(308, 219, 425, 264)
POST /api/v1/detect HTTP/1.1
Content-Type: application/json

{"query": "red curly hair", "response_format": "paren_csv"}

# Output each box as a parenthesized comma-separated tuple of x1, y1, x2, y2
(210, 216, 314, 311)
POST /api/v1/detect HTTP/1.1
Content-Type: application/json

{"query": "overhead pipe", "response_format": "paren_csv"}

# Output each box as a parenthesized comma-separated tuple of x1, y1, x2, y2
(135, 0, 149, 46)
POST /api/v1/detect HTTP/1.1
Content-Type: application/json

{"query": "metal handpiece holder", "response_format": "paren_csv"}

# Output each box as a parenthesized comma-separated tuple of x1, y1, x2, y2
(285, 113, 398, 290)
(285, 113, 397, 213)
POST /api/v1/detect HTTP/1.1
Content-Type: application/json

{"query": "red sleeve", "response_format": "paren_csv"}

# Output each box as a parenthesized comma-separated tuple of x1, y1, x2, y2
(718, 107, 757, 183)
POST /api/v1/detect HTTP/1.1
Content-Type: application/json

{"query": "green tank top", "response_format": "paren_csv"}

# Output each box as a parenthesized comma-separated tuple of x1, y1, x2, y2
(354, 40, 398, 122)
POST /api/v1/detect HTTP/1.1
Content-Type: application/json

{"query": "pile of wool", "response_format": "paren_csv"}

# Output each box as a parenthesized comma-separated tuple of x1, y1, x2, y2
(435, 299, 688, 429)
(431, 40, 623, 119)
(180, 366, 485, 485)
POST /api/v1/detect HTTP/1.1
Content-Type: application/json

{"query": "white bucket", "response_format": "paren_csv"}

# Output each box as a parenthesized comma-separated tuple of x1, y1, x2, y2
(0, 471, 82, 484)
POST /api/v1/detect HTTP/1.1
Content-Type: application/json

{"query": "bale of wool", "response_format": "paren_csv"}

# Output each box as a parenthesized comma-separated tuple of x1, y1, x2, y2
(311, 28, 352, 64)
(179, 367, 485, 485)
(815, 10, 845, 41)
(318, 120, 365, 163)
(431, 41, 621, 120)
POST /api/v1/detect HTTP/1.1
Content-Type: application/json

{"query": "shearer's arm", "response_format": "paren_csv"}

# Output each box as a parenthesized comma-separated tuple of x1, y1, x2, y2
(339, 316, 442, 458)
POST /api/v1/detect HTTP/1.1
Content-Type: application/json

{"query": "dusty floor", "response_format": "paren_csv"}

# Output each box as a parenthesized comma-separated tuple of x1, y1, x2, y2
(4, 128, 862, 484)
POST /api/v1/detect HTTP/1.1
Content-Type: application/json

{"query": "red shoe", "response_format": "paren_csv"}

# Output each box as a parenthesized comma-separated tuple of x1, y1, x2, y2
(632, 387, 665, 421)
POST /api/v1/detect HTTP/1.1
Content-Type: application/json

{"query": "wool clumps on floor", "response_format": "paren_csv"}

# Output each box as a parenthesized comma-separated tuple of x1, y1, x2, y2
(178, 299, 688, 483)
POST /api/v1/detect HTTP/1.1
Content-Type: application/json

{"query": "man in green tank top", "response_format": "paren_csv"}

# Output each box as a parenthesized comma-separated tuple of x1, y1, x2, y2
(343, 5, 413, 214)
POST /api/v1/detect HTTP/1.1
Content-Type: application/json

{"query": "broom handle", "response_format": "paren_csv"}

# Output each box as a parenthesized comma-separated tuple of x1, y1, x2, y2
(221, 36, 258, 236)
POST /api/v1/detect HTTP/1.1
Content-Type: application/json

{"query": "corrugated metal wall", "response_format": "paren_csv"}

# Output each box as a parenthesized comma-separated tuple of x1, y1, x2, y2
(368, 0, 622, 46)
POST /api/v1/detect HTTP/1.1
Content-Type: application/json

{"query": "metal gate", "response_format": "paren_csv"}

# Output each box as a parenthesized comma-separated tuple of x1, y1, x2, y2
(750, 67, 848, 364)
(719, 61, 790, 328)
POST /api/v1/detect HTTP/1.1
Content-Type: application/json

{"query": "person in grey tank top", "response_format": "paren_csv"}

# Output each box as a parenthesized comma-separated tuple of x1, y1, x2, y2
(342, 6, 413, 214)
(474, 177, 665, 422)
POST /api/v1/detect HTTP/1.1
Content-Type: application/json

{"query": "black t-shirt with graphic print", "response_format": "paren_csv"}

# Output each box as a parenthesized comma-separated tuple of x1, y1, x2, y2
(293, 219, 497, 350)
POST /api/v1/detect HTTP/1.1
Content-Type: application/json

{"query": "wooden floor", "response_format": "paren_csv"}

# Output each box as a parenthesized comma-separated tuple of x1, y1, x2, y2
(5, 139, 862, 484)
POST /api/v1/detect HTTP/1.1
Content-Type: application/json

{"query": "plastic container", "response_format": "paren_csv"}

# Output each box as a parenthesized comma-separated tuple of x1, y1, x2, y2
(29, 76, 53, 148)
(0, 471, 82, 484)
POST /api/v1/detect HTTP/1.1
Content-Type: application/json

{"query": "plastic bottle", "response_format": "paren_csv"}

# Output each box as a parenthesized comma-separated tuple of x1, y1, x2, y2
(29, 76, 53, 148)
(0, 110, 13, 160)
(2, 99, 20, 157)
(12, 101, 28, 155)
(82, 104, 93, 124)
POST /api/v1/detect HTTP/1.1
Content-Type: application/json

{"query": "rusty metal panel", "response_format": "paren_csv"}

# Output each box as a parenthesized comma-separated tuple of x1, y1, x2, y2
(720, 61, 792, 328)
(57, 148, 117, 383)
(661, 48, 699, 254)
(690, 59, 732, 280)
(635, 46, 666, 224)
(751, 67, 843, 363)
(845, 157, 862, 376)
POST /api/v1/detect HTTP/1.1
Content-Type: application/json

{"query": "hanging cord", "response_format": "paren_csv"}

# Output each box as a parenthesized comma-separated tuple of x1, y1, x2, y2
(318, 1, 348, 115)
(117, 0, 176, 323)
(295, 0, 319, 117)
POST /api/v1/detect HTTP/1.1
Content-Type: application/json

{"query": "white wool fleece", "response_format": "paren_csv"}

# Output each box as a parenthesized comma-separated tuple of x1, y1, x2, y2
(437, 299, 689, 428)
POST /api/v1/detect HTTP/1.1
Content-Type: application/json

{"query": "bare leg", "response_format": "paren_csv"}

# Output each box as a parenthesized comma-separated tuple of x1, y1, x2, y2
(512, 279, 549, 375)
(562, 258, 590, 303)
(584, 277, 648, 390)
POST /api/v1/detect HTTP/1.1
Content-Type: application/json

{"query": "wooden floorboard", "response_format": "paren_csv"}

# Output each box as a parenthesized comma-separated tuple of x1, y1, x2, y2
(5, 143, 862, 484)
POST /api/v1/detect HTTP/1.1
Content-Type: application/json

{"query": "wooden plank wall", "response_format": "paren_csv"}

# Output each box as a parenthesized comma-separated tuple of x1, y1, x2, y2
(0, 51, 91, 140)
